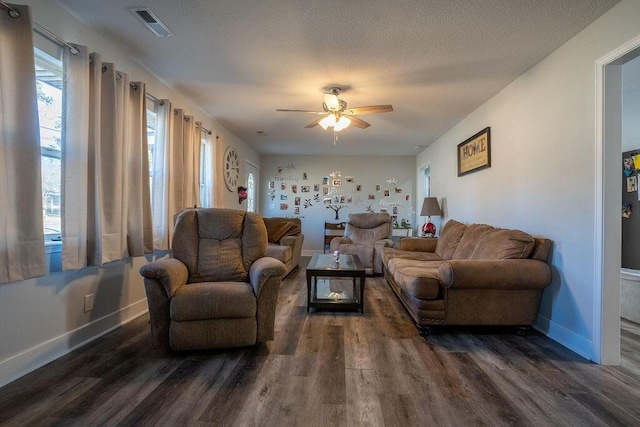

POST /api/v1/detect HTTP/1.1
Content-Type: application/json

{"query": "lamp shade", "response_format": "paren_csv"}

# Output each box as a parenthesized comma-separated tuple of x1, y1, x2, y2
(420, 197, 441, 217)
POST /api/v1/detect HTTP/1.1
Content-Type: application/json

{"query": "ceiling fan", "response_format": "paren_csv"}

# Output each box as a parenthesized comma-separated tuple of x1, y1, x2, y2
(276, 87, 393, 132)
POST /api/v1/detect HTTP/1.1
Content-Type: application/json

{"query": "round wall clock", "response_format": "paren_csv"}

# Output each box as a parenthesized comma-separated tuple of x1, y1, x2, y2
(223, 146, 240, 191)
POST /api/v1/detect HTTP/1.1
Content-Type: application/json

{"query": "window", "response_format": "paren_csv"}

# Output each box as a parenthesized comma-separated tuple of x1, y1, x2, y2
(146, 96, 157, 206)
(200, 136, 208, 207)
(424, 166, 431, 198)
(246, 172, 255, 212)
(35, 48, 63, 237)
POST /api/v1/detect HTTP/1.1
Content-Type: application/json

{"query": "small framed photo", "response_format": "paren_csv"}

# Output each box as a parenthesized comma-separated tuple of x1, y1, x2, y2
(405, 194, 411, 201)
(368, 194, 375, 200)
(280, 203, 288, 210)
(323, 187, 329, 195)
(314, 184, 320, 192)
(323, 198, 332, 204)
(322, 176, 329, 185)
(281, 183, 287, 191)
(280, 194, 288, 200)
(356, 185, 361, 191)
(347, 196, 353, 203)
(340, 195, 346, 203)
(269, 181, 275, 189)
(376, 184, 381, 191)
(295, 197, 301, 206)
(345, 176, 354, 183)
(301, 185, 310, 192)
(294, 206, 300, 214)
(384, 189, 390, 197)
(395, 187, 402, 194)
(303, 172, 308, 180)
(332, 179, 341, 186)
(291, 185, 297, 194)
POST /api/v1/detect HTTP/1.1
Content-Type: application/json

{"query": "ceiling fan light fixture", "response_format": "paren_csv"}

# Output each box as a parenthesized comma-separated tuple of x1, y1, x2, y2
(334, 115, 351, 131)
(323, 92, 341, 111)
(319, 114, 336, 130)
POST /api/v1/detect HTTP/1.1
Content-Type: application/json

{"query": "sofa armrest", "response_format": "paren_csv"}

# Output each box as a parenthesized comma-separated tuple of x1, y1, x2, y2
(373, 238, 394, 274)
(279, 234, 301, 249)
(439, 259, 552, 290)
(249, 256, 287, 297)
(139, 258, 189, 298)
(396, 237, 437, 252)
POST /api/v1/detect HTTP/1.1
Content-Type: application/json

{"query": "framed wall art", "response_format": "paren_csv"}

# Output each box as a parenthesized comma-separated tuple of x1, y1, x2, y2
(457, 127, 491, 176)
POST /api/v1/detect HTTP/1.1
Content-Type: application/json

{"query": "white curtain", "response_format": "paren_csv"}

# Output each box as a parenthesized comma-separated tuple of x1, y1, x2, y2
(151, 100, 173, 250)
(62, 52, 151, 267)
(61, 44, 89, 270)
(126, 82, 153, 256)
(183, 117, 201, 208)
(0, 4, 46, 283)
(151, 105, 202, 249)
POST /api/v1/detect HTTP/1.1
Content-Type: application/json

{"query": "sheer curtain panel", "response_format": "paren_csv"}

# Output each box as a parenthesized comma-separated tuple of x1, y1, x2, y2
(0, 4, 46, 283)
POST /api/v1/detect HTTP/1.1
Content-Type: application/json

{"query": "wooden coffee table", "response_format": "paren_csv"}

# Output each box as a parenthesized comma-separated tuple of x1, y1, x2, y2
(306, 253, 366, 313)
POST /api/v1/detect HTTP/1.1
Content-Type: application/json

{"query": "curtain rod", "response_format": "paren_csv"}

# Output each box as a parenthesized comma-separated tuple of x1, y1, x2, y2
(1, 1, 78, 55)
(1, 1, 212, 136)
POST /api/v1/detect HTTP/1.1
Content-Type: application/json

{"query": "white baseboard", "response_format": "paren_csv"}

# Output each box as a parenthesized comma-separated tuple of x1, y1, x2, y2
(0, 299, 148, 388)
(534, 315, 593, 361)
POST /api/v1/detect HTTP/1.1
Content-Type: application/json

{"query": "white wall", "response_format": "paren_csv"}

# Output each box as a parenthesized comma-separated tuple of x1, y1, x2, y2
(260, 155, 416, 252)
(0, 0, 259, 387)
(416, 0, 640, 361)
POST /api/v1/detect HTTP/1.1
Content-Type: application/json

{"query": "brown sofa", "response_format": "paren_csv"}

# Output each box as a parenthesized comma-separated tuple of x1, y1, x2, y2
(263, 217, 304, 277)
(382, 219, 552, 334)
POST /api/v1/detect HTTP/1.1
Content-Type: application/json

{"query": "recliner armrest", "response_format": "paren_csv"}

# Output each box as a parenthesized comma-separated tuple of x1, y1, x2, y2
(439, 259, 552, 290)
(249, 256, 287, 297)
(329, 236, 351, 252)
(139, 258, 189, 298)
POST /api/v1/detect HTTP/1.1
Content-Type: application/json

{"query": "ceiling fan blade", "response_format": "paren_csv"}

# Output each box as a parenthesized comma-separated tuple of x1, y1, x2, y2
(343, 105, 393, 115)
(276, 109, 325, 114)
(305, 116, 325, 128)
(347, 116, 371, 129)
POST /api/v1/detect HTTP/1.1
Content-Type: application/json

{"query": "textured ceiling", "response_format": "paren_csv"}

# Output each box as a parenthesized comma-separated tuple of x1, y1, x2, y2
(55, 0, 620, 156)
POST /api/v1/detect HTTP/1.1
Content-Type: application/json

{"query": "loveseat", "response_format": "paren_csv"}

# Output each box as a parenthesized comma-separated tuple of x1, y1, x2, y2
(382, 219, 552, 334)
(263, 217, 304, 277)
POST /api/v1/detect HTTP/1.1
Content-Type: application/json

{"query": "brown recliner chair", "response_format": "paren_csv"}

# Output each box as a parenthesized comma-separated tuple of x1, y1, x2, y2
(329, 212, 394, 275)
(139, 208, 287, 350)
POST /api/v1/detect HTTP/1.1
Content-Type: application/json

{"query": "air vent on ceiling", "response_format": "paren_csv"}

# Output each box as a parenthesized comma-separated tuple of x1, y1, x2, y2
(129, 8, 174, 37)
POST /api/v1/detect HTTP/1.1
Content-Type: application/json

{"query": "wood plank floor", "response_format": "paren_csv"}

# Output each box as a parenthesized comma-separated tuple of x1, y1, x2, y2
(2, 257, 640, 426)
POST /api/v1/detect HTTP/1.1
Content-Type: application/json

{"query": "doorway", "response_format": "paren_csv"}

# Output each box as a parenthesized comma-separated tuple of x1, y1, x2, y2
(597, 35, 640, 365)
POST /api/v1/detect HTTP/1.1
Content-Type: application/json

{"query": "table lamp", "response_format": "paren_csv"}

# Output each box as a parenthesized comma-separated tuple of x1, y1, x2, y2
(420, 197, 441, 237)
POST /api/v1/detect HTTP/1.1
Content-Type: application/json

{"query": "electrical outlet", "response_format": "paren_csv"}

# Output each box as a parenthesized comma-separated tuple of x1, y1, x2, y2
(84, 293, 95, 313)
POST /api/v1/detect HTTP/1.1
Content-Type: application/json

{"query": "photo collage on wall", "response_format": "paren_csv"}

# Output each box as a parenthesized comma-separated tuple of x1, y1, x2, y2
(267, 164, 413, 225)
(623, 152, 640, 218)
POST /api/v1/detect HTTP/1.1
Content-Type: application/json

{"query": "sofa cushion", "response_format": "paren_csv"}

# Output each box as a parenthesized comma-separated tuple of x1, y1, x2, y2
(451, 224, 494, 259)
(171, 282, 256, 321)
(388, 258, 442, 299)
(469, 228, 535, 260)
(435, 219, 466, 260)
(266, 242, 293, 264)
(382, 247, 442, 267)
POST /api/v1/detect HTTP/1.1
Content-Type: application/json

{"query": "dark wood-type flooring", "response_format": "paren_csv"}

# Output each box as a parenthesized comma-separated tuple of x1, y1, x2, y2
(2, 257, 640, 426)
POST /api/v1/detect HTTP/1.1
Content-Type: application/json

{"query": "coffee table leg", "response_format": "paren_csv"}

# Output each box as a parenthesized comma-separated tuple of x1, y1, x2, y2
(306, 274, 312, 312)
(360, 274, 365, 313)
